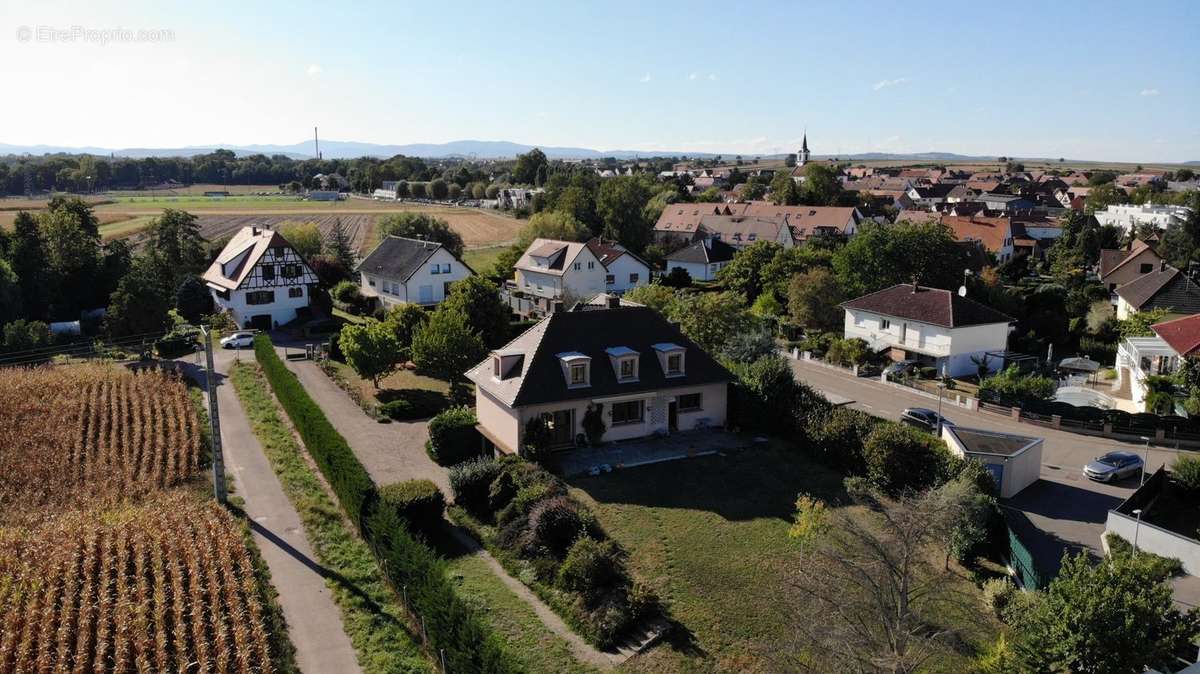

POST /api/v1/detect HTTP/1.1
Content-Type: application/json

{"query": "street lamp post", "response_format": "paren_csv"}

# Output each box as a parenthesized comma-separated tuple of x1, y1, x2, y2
(1132, 508, 1144, 557)
(936, 363, 947, 435)
(1139, 435, 1151, 485)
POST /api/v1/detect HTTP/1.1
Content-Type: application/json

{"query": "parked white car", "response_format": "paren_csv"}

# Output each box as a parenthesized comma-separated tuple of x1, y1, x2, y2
(219, 331, 257, 349)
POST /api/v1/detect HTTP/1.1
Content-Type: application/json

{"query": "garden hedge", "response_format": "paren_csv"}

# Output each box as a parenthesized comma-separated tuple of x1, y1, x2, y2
(380, 479, 445, 536)
(253, 336, 518, 672)
(426, 406, 483, 465)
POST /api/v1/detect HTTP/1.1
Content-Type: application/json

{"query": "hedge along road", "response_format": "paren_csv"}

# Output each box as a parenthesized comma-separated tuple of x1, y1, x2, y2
(279, 352, 623, 669)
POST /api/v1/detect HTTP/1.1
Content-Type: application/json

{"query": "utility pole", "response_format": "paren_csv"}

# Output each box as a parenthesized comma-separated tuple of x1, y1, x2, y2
(202, 327, 228, 504)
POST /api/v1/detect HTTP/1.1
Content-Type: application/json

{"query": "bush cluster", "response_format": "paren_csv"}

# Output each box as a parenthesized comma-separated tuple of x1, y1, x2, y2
(379, 479, 446, 537)
(253, 337, 517, 672)
(451, 455, 654, 648)
(426, 406, 482, 465)
(379, 394, 448, 421)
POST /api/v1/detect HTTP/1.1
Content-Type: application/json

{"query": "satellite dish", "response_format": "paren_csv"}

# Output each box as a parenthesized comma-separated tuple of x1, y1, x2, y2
(958, 285, 968, 297)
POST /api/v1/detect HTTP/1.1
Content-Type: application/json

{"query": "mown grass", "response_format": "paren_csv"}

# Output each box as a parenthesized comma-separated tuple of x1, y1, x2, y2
(569, 444, 1000, 673)
(462, 245, 507, 275)
(230, 361, 433, 674)
(444, 552, 600, 674)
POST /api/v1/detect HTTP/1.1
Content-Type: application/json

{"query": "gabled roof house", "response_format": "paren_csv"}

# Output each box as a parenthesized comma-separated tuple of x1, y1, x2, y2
(202, 225, 319, 330)
(356, 236, 473, 308)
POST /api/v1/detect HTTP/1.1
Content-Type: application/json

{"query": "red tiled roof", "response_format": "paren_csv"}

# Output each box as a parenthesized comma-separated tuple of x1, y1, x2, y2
(941, 215, 1010, 253)
(1152, 314, 1200, 357)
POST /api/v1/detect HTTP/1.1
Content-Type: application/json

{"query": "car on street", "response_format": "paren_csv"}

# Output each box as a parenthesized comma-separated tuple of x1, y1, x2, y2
(1083, 451, 1144, 483)
(219, 331, 257, 349)
(900, 407, 955, 433)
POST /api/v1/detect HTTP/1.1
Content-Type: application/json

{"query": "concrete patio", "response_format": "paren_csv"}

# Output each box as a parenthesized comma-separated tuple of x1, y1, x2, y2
(553, 429, 750, 477)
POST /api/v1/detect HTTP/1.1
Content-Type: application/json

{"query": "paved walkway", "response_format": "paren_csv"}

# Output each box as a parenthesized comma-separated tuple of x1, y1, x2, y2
(283, 356, 621, 668)
(197, 349, 361, 674)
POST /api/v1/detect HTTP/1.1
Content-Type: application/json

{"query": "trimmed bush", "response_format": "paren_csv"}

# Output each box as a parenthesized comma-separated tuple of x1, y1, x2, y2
(449, 456, 503, 517)
(525, 496, 585, 558)
(1173, 455, 1200, 493)
(557, 537, 622, 600)
(379, 479, 445, 536)
(808, 406, 879, 475)
(861, 423, 952, 494)
(426, 406, 482, 466)
(252, 337, 517, 672)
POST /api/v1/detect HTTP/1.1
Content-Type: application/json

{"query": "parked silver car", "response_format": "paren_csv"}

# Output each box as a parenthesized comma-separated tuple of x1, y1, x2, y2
(1083, 451, 1144, 483)
(219, 331, 257, 349)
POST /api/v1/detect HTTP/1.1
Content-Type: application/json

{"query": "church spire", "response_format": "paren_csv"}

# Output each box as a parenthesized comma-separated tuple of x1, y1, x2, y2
(797, 130, 810, 166)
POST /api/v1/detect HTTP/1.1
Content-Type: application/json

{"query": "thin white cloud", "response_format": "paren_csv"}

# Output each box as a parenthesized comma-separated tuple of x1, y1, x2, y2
(306, 64, 322, 75)
(639, 72, 651, 83)
(872, 77, 909, 91)
(707, 74, 718, 81)
(688, 72, 698, 81)
(1140, 88, 1160, 97)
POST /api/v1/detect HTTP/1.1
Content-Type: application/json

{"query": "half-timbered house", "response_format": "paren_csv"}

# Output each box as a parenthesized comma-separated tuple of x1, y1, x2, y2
(202, 225, 319, 330)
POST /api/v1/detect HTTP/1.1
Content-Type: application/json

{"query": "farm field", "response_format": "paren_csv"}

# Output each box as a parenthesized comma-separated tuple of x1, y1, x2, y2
(461, 244, 507, 275)
(0, 364, 292, 673)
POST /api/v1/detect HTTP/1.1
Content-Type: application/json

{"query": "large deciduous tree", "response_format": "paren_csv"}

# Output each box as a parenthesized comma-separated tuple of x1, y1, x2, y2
(104, 254, 171, 338)
(597, 176, 652, 252)
(8, 211, 49, 321)
(832, 222, 968, 297)
(715, 240, 783, 301)
(787, 267, 844, 332)
(440, 275, 510, 348)
(339, 319, 401, 388)
(411, 306, 486, 386)
(511, 148, 548, 186)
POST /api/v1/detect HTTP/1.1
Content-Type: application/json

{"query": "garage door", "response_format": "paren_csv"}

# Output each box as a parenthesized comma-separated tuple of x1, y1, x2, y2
(250, 314, 272, 331)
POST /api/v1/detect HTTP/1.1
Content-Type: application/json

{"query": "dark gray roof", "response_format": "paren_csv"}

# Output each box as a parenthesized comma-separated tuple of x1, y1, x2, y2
(355, 236, 447, 281)
(666, 238, 737, 264)
(1115, 266, 1200, 313)
(841, 284, 1013, 328)
(466, 306, 733, 407)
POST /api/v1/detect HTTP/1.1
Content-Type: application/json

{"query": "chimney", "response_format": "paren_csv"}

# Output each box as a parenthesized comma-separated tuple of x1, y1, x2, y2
(607, 294, 620, 309)
(251, 226, 259, 236)
(1161, 259, 1168, 272)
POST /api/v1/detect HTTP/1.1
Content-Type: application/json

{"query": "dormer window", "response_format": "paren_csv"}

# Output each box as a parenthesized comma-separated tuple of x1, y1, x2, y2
(557, 352, 591, 388)
(606, 346, 639, 382)
(653, 343, 686, 377)
(492, 350, 524, 380)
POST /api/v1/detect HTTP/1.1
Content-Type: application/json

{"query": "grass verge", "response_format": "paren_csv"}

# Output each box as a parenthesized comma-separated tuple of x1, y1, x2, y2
(230, 361, 432, 674)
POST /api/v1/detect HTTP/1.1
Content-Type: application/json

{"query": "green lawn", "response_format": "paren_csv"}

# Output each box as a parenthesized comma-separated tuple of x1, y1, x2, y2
(444, 552, 599, 674)
(462, 245, 508, 275)
(568, 444, 999, 673)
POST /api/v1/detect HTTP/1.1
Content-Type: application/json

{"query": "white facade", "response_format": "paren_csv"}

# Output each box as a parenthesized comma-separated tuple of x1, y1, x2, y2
(602, 254, 650, 295)
(843, 308, 1009, 378)
(475, 381, 728, 455)
(213, 282, 311, 329)
(204, 227, 318, 330)
(514, 245, 606, 303)
(359, 247, 470, 307)
(1094, 204, 1193, 232)
(1115, 336, 1181, 410)
(941, 426, 1042, 499)
(667, 259, 728, 282)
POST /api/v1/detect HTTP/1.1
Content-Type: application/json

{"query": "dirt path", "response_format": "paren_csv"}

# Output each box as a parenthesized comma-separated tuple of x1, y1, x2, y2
(282, 355, 620, 668)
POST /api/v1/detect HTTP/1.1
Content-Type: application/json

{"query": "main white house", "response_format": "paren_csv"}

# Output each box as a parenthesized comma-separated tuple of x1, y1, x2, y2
(466, 296, 732, 455)
(841, 283, 1013, 378)
(355, 236, 473, 309)
(509, 238, 607, 317)
(585, 238, 651, 295)
(203, 225, 319, 330)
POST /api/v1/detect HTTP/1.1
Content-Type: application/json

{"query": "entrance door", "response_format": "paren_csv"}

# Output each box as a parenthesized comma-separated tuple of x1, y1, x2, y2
(546, 409, 574, 446)
(250, 314, 272, 331)
(668, 401, 678, 432)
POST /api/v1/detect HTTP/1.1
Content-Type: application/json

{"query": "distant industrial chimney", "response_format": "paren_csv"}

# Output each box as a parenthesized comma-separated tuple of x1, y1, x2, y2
(314, 126, 321, 160)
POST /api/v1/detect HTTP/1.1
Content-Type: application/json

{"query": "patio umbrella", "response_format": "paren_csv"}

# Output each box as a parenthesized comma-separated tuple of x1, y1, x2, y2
(1058, 357, 1101, 373)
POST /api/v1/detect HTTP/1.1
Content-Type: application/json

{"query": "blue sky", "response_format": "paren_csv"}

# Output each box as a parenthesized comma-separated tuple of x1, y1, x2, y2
(2, 0, 1198, 162)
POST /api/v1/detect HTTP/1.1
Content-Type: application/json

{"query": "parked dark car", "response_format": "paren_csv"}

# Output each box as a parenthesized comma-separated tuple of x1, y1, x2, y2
(883, 360, 920, 377)
(900, 407, 955, 433)
(1083, 451, 1144, 483)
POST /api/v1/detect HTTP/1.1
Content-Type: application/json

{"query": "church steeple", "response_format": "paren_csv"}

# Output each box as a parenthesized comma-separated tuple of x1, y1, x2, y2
(797, 131, 810, 166)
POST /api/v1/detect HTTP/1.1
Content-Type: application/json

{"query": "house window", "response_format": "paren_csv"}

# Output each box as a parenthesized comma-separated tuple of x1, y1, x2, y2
(431, 264, 441, 275)
(1140, 263, 1153, 273)
(570, 363, 588, 385)
(667, 353, 682, 375)
(748, 233, 757, 241)
(282, 264, 302, 278)
(368, 277, 376, 287)
(629, 273, 639, 284)
(441, 263, 451, 273)
(606, 274, 615, 284)
(262, 265, 276, 281)
(272, 246, 285, 259)
(288, 287, 304, 298)
(574, 262, 581, 271)
(246, 290, 274, 305)
(678, 393, 702, 411)
(620, 358, 637, 380)
(588, 261, 595, 270)
(881, 319, 891, 330)
(611, 400, 644, 425)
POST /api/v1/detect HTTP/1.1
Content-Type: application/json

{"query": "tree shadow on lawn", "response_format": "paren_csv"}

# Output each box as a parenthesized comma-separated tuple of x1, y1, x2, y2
(376, 387, 449, 407)
(568, 445, 848, 523)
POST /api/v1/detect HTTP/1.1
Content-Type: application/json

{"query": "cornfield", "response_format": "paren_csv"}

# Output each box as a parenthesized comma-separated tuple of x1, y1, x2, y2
(0, 494, 275, 673)
(0, 364, 203, 525)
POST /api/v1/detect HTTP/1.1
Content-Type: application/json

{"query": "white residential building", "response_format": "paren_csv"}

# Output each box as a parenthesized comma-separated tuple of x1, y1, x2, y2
(355, 236, 473, 309)
(202, 225, 320, 330)
(841, 283, 1013, 378)
(1093, 203, 1193, 233)
(509, 238, 607, 317)
(585, 238, 650, 295)
(664, 238, 737, 282)
(1115, 313, 1200, 412)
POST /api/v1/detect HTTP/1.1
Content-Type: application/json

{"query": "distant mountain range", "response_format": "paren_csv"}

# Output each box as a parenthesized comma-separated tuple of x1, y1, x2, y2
(0, 140, 1178, 164)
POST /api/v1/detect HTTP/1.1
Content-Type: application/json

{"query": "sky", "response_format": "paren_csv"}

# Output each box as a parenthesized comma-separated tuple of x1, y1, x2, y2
(2, 0, 1199, 162)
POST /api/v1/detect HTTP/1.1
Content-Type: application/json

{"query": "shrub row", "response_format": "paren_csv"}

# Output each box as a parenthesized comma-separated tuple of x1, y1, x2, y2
(449, 455, 659, 649)
(253, 336, 517, 672)
(379, 394, 448, 421)
(380, 479, 446, 537)
(426, 406, 484, 466)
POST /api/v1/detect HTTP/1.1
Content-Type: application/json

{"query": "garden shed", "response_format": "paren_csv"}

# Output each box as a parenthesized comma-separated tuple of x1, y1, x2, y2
(940, 426, 1043, 498)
